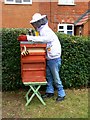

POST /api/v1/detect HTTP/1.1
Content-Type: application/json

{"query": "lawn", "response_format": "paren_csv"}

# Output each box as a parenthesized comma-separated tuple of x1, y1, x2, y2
(2, 88, 88, 118)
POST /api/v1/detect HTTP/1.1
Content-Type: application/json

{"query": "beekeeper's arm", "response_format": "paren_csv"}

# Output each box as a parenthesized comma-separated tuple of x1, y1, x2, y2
(26, 35, 52, 43)
(18, 34, 55, 43)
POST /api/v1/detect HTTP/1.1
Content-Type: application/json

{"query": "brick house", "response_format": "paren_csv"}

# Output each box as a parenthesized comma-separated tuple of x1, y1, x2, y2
(74, 9, 90, 36)
(1, 0, 90, 36)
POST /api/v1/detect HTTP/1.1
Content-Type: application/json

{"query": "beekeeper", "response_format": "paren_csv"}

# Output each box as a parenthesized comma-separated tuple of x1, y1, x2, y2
(18, 13, 66, 102)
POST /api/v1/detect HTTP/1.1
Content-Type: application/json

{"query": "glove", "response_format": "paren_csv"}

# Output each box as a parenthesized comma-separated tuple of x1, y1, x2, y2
(18, 35, 27, 41)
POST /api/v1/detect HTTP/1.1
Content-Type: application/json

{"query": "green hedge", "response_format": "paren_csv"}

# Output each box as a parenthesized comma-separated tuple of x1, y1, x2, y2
(2, 28, 27, 91)
(2, 28, 90, 91)
(56, 33, 90, 88)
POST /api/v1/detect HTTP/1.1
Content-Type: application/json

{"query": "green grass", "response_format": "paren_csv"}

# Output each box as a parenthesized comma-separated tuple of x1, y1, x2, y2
(2, 88, 88, 118)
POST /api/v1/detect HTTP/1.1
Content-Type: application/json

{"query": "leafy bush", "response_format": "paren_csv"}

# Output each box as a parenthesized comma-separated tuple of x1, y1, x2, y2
(56, 33, 90, 88)
(2, 28, 27, 91)
(2, 29, 90, 91)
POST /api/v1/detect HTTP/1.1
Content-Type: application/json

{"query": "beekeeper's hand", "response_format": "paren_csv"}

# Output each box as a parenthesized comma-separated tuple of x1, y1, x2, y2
(18, 35, 28, 41)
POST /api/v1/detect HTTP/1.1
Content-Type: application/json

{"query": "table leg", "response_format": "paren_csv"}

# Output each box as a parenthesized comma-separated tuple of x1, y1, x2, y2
(25, 85, 46, 106)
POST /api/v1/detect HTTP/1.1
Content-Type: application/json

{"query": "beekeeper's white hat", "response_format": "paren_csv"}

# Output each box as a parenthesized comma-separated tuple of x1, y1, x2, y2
(30, 13, 46, 23)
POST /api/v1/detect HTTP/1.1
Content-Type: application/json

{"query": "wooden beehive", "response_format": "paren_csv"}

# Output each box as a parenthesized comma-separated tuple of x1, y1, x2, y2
(20, 42, 47, 83)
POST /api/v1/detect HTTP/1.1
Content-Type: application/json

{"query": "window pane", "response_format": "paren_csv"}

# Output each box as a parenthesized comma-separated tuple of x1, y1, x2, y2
(59, 31, 64, 33)
(5, 0, 32, 3)
(7, 0, 13, 1)
(67, 25, 72, 30)
(60, 0, 74, 4)
(15, 0, 22, 3)
(23, 0, 30, 2)
(68, 0, 74, 4)
(59, 26, 63, 29)
(60, 0, 66, 4)
(67, 31, 72, 35)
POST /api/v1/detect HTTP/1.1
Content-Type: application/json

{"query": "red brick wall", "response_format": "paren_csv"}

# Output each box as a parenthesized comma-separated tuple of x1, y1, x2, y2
(83, 20, 90, 36)
(39, 2, 88, 32)
(73, 20, 89, 36)
(0, 2, 2, 28)
(2, 2, 40, 28)
(88, 19, 90, 36)
(1, 1, 89, 36)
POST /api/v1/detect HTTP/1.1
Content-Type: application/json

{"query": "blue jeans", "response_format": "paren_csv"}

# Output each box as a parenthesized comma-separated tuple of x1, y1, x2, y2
(46, 58, 66, 97)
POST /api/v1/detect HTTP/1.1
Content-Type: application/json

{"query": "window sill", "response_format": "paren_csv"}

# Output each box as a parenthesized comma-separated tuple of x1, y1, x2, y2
(58, 3, 76, 6)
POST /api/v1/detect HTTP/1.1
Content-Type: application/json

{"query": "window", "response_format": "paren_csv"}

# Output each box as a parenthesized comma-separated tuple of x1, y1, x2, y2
(4, 0, 32, 4)
(58, 0, 74, 5)
(58, 24, 74, 35)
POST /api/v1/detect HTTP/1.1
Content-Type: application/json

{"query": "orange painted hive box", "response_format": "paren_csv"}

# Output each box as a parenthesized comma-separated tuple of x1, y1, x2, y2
(20, 42, 47, 83)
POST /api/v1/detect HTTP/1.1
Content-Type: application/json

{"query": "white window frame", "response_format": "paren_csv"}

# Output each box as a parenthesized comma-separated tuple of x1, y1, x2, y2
(58, 23, 74, 35)
(4, 0, 32, 4)
(58, 0, 75, 5)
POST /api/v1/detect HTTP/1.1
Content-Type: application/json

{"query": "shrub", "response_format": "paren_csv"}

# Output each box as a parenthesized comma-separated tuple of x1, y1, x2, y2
(2, 28, 27, 91)
(2, 29, 90, 91)
(56, 33, 90, 88)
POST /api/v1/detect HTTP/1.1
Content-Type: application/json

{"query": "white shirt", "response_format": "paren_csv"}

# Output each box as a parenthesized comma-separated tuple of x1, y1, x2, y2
(27, 23, 61, 60)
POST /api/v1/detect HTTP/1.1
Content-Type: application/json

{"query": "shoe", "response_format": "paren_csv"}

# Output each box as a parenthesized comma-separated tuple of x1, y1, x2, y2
(56, 96, 65, 102)
(41, 93, 54, 98)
